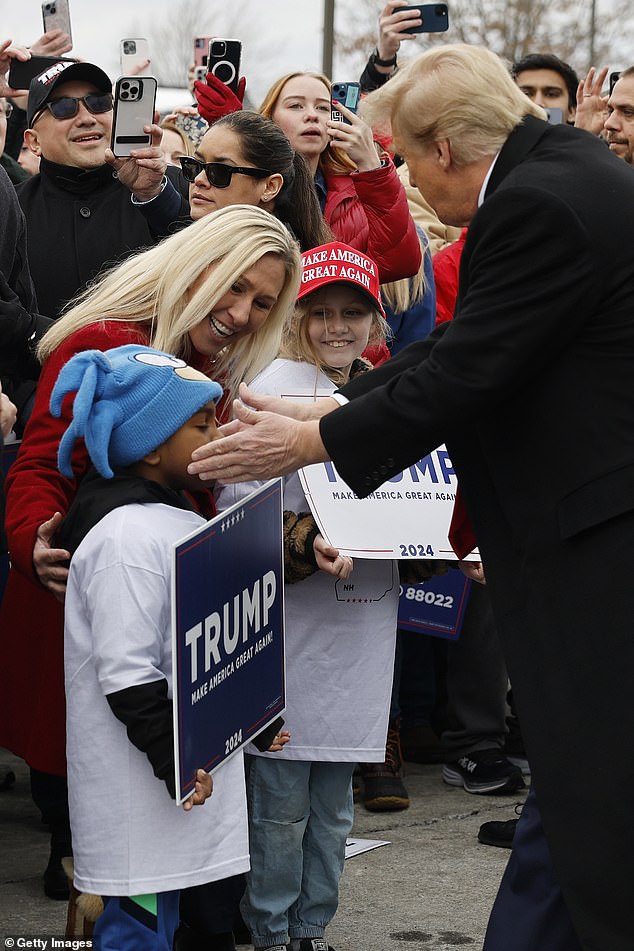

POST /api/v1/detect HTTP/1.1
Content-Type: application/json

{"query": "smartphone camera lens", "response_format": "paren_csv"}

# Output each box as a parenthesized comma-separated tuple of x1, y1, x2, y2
(435, 4, 446, 13)
(124, 41, 136, 55)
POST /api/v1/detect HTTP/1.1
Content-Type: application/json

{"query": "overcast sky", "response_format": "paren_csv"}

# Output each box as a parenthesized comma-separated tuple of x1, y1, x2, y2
(2, 0, 630, 109)
(1, 0, 328, 105)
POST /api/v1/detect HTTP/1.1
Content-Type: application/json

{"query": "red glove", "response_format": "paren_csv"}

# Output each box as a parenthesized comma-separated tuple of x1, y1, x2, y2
(194, 72, 246, 124)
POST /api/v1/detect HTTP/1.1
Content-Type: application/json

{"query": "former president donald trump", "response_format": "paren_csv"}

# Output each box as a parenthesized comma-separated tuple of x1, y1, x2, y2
(189, 45, 634, 951)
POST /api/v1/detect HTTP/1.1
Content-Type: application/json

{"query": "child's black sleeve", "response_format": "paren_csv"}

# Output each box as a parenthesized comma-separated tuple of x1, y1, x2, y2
(106, 679, 176, 798)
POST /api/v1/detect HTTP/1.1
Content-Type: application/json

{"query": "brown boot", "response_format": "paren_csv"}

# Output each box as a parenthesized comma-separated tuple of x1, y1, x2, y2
(360, 719, 410, 812)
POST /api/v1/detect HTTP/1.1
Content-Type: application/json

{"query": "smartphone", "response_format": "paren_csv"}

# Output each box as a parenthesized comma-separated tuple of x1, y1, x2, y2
(545, 107, 564, 124)
(193, 35, 214, 69)
(120, 38, 151, 77)
(609, 71, 621, 95)
(206, 39, 241, 95)
(111, 76, 157, 158)
(393, 3, 449, 33)
(41, 0, 73, 45)
(331, 82, 360, 124)
(8, 55, 76, 92)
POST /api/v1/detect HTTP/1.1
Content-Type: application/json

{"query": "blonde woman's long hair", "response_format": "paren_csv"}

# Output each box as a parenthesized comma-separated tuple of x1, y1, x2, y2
(260, 71, 357, 177)
(38, 206, 302, 403)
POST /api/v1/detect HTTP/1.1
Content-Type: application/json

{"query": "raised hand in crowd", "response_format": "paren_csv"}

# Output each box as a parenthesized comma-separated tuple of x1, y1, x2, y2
(3, 32, 72, 113)
(29, 28, 72, 58)
(194, 71, 245, 125)
(327, 102, 383, 171)
(377, 0, 423, 65)
(574, 66, 610, 135)
(0, 39, 30, 97)
(105, 120, 168, 202)
(125, 56, 151, 78)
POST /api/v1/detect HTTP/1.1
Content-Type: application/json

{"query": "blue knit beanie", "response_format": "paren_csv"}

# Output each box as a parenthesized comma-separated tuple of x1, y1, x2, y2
(50, 344, 223, 479)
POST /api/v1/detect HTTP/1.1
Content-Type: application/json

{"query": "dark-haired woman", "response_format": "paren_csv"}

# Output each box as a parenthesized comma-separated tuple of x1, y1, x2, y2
(138, 110, 331, 252)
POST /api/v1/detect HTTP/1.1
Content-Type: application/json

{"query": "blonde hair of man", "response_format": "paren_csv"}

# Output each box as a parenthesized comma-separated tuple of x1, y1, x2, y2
(361, 44, 545, 168)
(38, 205, 302, 403)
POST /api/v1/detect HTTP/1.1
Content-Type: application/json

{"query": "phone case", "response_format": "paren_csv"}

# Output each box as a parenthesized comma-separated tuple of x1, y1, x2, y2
(546, 108, 564, 125)
(193, 36, 214, 69)
(120, 38, 151, 77)
(111, 76, 157, 158)
(394, 3, 449, 33)
(207, 39, 241, 94)
(331, 82, 360, 124)
(41, 0, 73, 44)
(174, 112, 209, 147)
(8, 55, 76, 92)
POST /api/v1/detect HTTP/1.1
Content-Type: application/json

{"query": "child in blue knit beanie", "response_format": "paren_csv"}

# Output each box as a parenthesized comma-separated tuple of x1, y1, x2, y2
(50, 344, 250, 951)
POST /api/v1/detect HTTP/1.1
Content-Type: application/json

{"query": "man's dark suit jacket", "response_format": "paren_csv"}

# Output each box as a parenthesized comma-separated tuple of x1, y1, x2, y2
(321, 116, 634, 950)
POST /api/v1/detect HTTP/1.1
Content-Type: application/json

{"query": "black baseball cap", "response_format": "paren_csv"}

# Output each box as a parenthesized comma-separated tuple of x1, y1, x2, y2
(27, 61, 112, 126)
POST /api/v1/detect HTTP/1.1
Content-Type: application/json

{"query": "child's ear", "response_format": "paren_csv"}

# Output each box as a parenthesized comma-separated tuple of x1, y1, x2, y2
(142, 448, 162, 467)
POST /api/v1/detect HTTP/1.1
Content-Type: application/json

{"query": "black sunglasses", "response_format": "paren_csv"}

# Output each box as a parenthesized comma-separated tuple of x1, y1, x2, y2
(33, 92, 113, 124)
(179, 156, 271, 187)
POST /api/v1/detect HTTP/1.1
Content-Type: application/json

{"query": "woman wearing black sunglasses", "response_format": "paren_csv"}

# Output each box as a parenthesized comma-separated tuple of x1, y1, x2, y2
(138, 110, 331, 253)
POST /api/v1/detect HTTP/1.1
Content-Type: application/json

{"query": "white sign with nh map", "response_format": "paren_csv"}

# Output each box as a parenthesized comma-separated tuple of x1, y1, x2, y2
(288, 393, 479, 561)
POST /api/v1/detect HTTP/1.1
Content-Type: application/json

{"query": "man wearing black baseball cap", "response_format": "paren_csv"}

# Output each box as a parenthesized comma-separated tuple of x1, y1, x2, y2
(17, 60, 187, 319)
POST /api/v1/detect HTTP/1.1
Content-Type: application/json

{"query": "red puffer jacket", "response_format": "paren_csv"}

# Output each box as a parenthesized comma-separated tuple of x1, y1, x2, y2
(324, 159, 422, 285)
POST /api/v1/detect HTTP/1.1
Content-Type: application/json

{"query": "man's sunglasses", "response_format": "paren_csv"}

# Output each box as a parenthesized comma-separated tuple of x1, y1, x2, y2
(32, 92, 113, 124)
(179, 156, 271, 187)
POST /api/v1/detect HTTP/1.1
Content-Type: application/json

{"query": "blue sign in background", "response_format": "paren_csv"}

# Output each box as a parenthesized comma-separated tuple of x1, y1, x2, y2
(398, 570, 471, 641)
(172, 479, 285, 801)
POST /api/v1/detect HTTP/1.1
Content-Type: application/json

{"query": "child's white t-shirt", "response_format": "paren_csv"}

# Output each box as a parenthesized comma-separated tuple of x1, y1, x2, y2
(64, 502, 249, 896)
(216, 359, 399, 763)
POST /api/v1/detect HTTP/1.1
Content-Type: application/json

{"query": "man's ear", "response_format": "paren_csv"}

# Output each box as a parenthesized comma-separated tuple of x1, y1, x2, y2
(24, 128, 43, 156)
(437, 138, 452, 170)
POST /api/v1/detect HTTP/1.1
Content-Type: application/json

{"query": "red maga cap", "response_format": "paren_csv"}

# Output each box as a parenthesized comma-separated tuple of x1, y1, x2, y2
(298, 242, 386, 318)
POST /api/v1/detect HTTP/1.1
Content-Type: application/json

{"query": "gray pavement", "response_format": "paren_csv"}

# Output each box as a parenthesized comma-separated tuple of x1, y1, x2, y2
(0, 750, 526, 950)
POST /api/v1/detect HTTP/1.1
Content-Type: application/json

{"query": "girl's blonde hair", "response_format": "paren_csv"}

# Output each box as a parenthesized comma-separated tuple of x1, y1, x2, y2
(260, 71, 357, 177)
(38, 206, 302, 403)
(280, 285, 388, 387)
(381, 231, 427, 314)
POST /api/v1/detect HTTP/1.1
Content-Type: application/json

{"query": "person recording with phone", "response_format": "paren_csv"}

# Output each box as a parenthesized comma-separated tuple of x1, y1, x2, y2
(136, 109, 331, 253)
(188, 40, 421, 285)
(575, 65, 634, 165)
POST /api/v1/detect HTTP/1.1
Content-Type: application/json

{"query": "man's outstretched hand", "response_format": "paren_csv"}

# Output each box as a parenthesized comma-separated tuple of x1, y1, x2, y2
(188, 386, 335, 483)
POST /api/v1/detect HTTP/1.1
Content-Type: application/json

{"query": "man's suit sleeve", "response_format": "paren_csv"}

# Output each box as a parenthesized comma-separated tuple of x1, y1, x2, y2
(320, 186, 598, 497)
